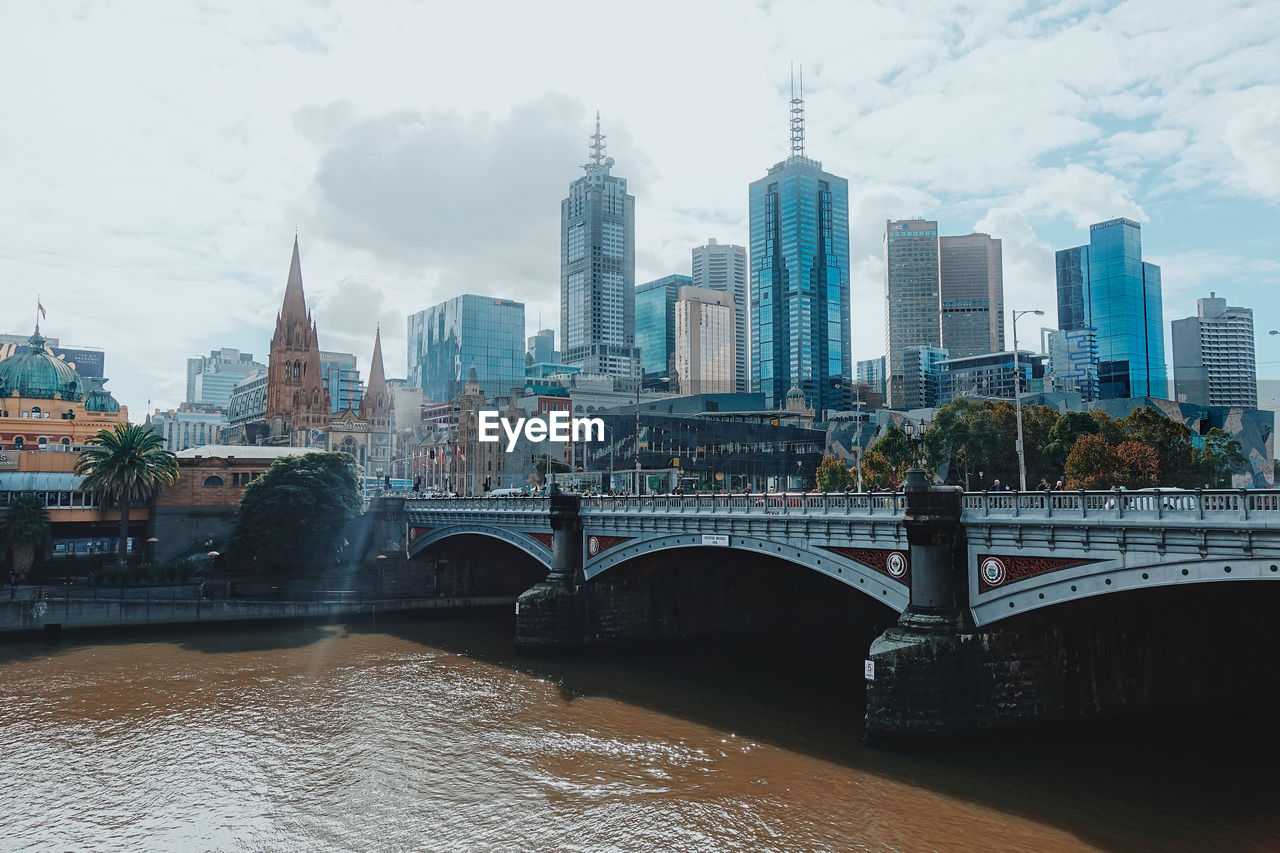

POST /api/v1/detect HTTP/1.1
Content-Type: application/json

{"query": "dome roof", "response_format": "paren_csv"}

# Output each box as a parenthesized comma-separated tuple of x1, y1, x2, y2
(786, 382, 805, 400)
(82, 375, 120, 412)
(0, 330, 83, 402)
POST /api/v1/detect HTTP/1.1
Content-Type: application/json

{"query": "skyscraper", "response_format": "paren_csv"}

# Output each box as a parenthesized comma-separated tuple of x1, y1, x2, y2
(635, 274, 690, 383)
(526, 329, 558, 365)
(883, 219, 940, 407)
(749, 72, 851, 413)
(939, 233, 1004, 357)
(674, 286, 735, 396)
(560, 114, 640, 384)
(1171, 293, 1257, 408)
(408, 294, 525, 404)
(1056, 218, 1167, 399)
(692, 239, 749, 392)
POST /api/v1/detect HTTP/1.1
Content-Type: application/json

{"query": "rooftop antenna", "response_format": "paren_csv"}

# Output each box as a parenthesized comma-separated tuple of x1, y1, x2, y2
(790, 62, 806, 157)
(588, 111, 607, 168)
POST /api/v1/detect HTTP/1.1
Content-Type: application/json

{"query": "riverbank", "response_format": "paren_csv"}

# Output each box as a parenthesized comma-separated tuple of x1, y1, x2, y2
(0, 594, 516, 635)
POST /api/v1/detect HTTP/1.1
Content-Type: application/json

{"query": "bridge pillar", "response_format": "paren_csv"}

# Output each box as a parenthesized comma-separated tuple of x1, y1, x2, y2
(515, 490, 586, 650)
(865, 471, 978, 746)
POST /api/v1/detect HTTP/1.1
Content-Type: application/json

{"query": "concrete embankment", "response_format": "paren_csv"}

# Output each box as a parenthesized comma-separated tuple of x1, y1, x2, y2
(1, 594, 516, 635)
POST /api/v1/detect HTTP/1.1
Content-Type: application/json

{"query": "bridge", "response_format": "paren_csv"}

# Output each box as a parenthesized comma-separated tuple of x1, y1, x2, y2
(395, 484, 1280, 746)
(404, 488, 1280, 627)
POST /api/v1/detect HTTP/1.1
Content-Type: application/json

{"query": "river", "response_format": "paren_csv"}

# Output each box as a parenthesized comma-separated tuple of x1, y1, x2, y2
(3, 615, 1278, 852)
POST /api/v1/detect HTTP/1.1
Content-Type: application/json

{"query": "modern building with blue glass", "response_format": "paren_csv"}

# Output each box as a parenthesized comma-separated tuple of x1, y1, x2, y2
(635, 274, 691, 382)
(749, 81, 851, 414)
(318, 351, 364, 414)
(408, 294, 526, 404)
(1055, 218, 1167, 400)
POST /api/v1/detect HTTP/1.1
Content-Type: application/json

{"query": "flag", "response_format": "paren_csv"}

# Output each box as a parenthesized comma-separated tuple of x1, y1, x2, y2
(38, 301, 46, 320)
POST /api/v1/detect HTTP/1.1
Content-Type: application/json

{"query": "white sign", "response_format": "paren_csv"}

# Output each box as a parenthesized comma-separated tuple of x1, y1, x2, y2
(864, 660, 875, 681)
(702, 534, 729, 547)
(477, 410, 604, 451)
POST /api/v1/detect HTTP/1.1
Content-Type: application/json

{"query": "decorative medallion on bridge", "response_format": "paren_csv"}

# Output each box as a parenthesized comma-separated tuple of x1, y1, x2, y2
(587, 535, 632, 557)
(409, 526, 432, 542)
(977, 554, 1100, 591)
(824, 547, 910, 583)
(525, 532, 554, 551)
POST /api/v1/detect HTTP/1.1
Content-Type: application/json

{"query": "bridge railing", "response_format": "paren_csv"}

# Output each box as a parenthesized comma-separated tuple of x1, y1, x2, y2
(962, 489, 1280, 522)
(579, 493, 907, 515)
(404, 497, 551, 514)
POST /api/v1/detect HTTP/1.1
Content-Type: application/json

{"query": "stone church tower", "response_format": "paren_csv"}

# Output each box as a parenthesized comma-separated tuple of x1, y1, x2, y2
(265, 238, 331, 443)
(357, 326, 390, 430)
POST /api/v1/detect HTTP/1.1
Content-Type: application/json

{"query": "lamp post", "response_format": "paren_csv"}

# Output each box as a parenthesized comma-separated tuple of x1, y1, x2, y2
(599, 423, 617, 492)
(1012, 308, 1045, 492)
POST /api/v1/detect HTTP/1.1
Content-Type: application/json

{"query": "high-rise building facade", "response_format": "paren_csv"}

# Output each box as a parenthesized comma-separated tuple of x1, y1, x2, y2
(1047, 328, 1100, 400)
(674, 286, 735, 396)
(408, 294, 525, 404)
(883, 219, 940, 408)
(939, 233, 1004, 358)
(692, 239, 749, 392)
(1171, 293, 1257, 408)
(856, 356, 887, 401)
(900, 345, 949, 410)
(526, 329, 558, 365)
(318, 351, 365, 414)
(560, 115, 640, 384)
(1055, 218, 1167, 399)
(635, 274, 690, 382)
(749, 84, 850, 414)
(185, 347, 263, 406)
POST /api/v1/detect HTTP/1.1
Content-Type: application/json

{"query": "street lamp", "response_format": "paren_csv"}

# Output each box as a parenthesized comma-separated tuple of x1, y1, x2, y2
(1012, 308, 1045, 492)
(599, 423, 617, 492)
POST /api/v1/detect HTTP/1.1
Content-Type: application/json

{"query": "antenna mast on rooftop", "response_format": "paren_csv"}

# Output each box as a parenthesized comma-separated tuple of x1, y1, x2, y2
(790, 63, 806, 157)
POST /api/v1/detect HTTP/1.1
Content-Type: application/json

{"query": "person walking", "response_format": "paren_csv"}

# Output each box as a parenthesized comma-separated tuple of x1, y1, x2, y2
(991, 479, 1002, 492)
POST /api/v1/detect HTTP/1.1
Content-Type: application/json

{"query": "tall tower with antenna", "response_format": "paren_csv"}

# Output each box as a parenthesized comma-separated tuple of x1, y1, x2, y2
(560, 113, 640, 384)
(748, 66, 852, 416)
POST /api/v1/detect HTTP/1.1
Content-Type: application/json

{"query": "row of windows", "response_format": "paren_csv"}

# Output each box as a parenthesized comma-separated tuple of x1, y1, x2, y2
(0, 437, 74, 450)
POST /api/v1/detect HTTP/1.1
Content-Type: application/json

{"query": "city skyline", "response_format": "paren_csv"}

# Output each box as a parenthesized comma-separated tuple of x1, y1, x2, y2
(2, 1, 1278, 415)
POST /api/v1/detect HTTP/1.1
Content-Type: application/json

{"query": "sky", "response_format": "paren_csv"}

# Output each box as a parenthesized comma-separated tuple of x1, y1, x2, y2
(2, 0, 1278, 416)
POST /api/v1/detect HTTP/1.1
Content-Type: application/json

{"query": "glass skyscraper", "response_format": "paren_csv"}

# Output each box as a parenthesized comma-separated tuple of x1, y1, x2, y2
(635, 274, 690, 381)
(408, 294, 526, 403)
(692, 239, 749, 392)
(560, 115, 641, 383)
(939, 233, 1004, 358)
(883, 219, 940, 408)
(1056, 218, 1167, 400)
(748, 93, 850, 413)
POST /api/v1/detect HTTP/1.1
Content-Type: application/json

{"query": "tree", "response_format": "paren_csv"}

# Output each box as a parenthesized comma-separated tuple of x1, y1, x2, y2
(859, 449, 898, 491)
(1042, 411, 1100, 477)
(228, 452, 361, 574)
(815, 455, 854, 492)
(923, 399, 1010, 488)
(2, 493, 50, 578)
(1120, 406, 1195, 486)
(1064, 434, 1123, 490)
(1194, 428, 1247, 488)
(1115, 440, 1159, 489)
(74, 423, 178, 565)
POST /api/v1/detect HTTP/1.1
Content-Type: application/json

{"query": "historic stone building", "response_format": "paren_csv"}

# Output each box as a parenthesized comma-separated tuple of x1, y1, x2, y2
(264, 238, 331, 444)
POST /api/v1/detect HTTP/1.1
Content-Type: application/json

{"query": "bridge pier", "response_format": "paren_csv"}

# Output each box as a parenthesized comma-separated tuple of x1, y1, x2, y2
(514, 491, 586, 650)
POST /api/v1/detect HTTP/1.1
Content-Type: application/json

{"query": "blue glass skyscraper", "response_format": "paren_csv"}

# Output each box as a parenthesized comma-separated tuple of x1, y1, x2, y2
(748, 78, 851, 413)
(635, 274, 691, 381)
(408, 294, 526, 403)
(1055, 218, 1167, 400)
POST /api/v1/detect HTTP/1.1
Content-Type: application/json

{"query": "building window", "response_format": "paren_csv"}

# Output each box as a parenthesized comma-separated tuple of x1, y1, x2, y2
(14, 437, 24, 449)
(203, 476, 224, 487)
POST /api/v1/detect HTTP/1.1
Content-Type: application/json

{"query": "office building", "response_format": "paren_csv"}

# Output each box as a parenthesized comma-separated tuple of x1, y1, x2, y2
(560, 114, 641, 383)
(939, 233, 1004, 357)
(318, 351, 364, 414)
(900, 345, 949, 410)
(940, 350, 1046, 404)
(185, 348, 264, 406)
(635, 274, 690, 382)
(749, 77, 851, 413)
(857, 356, 887, 401)
(148, 408, 227, 452)
(883, 219, 941, 407)
(1055, 218, 1167, 399)
(1047, 328, 1100, 400)
(527, 329, 559, 365)
(1171, 293, 1257, 408)
(692, 239, 749, 392)
(408, 294, 525, 403)
(674, 286, 735, 396)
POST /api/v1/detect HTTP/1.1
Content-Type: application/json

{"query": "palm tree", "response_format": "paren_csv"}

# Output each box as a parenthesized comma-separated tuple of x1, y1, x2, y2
(74, 424, 178, 565)
(2, 492, 50, 578)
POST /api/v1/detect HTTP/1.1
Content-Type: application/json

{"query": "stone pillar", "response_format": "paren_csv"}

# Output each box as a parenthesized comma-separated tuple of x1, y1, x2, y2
(901, 471, 965, 627)
(515, 490, 586, 650)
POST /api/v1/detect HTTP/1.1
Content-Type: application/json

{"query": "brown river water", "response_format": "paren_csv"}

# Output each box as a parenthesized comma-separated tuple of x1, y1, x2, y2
(3, 614, 1278, 852)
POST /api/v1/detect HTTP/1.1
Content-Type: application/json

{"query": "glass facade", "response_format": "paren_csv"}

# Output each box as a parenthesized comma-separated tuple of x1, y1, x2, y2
(883, 220, 940, 408)
(1055, 218, 1167, 400)
(635, 275, 690, 380)
(319, 351, 364, 414)
(939, 233, 1004, 358)
(749, 155, 851, 413)
(408, 295, 526, 404)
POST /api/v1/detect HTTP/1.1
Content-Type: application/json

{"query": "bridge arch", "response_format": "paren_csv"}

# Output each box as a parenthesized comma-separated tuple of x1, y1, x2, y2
(408, 523, 552, 570)
(584, 534, 909, 613)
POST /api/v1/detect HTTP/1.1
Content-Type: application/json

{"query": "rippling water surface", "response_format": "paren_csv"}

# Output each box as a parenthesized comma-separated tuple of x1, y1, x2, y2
(4, 616, 1278, 852)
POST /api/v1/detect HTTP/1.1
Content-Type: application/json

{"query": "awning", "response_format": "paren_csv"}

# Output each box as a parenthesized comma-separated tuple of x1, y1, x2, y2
(0, 472, 88, 491)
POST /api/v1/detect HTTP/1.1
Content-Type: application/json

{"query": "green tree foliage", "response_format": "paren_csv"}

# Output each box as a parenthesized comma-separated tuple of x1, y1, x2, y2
(1119, 407, 1195, 486)
(859, 448, 898, 491)
(1042, 411, 1100, 477)
(1064, 435, 1159, 489)
(1194, 428, 1247, 488)
(74, 423, 179, 565)
(2, 492, 50, 577)
(229, 452, 361, 574)
(923, 399, 1015, 488)
(814, 455, 854, 492)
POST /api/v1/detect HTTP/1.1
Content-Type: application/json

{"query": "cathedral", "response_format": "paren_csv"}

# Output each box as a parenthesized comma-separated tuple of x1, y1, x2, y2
(241, 238, 393, 475)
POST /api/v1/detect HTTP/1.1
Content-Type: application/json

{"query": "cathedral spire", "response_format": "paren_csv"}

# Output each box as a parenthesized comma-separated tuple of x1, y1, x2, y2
(359, 325, 390, 424)
(282, 236, 308, 322)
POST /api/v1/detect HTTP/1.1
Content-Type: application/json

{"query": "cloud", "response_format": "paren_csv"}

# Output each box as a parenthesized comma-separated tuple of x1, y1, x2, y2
(1223, 97, 1280, 202)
